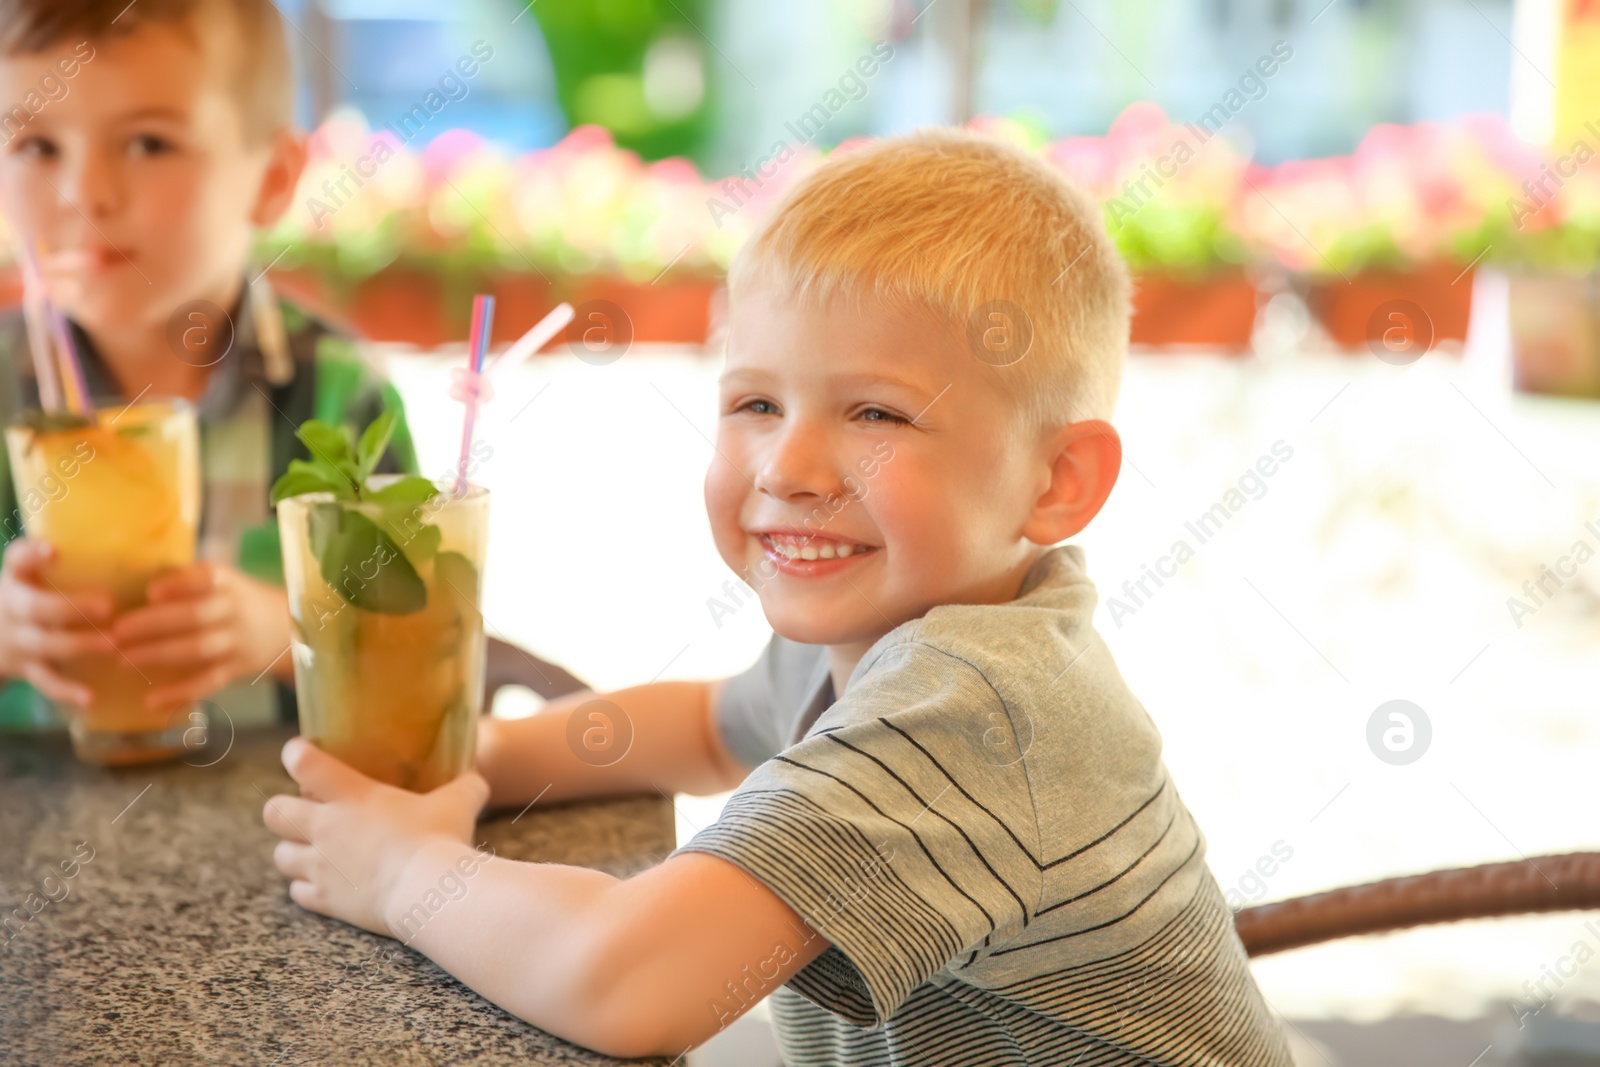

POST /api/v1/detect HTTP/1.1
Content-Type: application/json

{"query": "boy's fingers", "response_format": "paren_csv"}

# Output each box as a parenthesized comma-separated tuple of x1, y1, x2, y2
(121, 628, 235, 667)
(112, 593, 230, 641)
(262, 796, 317, 844)
(273, 839, 316, 881)
(10, 623, 116, 660)
(144, 662, 232, 709)
(148, 564, 217, 603)
(1, 538, 52, 578)
(20, 661, 91, 707)
(283, 737, 372, 802)
(287, 879, 329, 916)
(5, 580, 112, 626)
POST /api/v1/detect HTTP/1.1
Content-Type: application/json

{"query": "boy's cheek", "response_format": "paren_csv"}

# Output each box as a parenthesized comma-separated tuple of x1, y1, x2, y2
(702, 451, 753, 532)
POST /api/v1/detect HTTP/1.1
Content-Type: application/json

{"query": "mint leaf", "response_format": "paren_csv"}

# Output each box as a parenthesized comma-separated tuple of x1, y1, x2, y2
(296, 419, 352, 460)
(279, 457, 355, 501)
(296, 419, 359, 483)
(366, 475, 439, 507)
(356, 409, 397, 481)
(271, 466, 341, 504)
(308, 503, 427, 615)
(434, 550, 481, 617)
(369, 477, 443, 567)
(389, 520, 441, 566)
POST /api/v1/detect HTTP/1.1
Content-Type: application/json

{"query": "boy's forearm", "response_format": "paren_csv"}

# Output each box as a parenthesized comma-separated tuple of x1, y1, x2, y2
(386, 839, 626, 1051)
(476, 679, 747, 808)
(387, 843, 826, 1059)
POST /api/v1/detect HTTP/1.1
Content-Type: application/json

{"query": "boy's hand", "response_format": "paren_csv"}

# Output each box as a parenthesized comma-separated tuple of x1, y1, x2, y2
(110, 562, 293, 707)
(263, 737, 489, 936)
(0, 539, 114, 705)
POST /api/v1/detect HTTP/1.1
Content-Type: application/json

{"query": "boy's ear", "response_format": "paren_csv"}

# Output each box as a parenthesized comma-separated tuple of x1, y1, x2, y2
(250, 128, 309, 229)
(1021, 419, 1122, 546)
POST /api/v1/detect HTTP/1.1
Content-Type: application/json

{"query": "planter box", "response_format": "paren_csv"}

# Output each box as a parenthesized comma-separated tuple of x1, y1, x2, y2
(1307, 262, 1473, 352)
(563, 275, 716, 349)
(1507, 273, 1600, 399)
(267, 266, 716, 350)
(1130, 270, 1258, 350)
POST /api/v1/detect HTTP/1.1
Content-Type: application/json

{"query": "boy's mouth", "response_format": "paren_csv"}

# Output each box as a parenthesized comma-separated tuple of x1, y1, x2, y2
(754, 531, 878, 574)
(46, 246, 131, 277)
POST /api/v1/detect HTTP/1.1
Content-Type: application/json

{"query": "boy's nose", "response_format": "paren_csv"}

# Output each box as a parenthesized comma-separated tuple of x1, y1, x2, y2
(753, 421, 838, 502)
(60, 149, 122, 220)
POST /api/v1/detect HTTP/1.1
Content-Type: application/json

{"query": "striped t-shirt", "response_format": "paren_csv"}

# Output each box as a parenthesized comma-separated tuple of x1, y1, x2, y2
(680, 544, 1292, 1066)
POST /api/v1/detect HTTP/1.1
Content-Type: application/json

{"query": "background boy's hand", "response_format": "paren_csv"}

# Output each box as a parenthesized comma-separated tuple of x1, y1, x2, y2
(110, 562, 294, 707)
(0, 539, 114, 705)
(263, 737, 489, 936)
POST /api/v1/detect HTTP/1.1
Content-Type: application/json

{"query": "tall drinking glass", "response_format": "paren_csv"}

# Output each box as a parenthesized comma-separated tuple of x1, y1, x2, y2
(277, 481, 487, 792)
(4, 401, 201, 764)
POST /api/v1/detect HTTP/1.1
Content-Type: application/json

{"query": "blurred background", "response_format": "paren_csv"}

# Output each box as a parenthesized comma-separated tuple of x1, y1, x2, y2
(23, 0, 1600, 1063)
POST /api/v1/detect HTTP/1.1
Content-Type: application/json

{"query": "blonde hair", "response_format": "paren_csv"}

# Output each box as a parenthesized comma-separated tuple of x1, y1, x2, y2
(728, 128, 1130, 432)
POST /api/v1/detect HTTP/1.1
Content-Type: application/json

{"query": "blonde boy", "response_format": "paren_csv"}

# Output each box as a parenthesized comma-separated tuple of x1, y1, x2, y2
(265, 130, 1294, 1065)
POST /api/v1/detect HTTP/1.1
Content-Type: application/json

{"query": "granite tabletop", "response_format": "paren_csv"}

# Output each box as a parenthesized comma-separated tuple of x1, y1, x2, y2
(0, 726, 678, 1066)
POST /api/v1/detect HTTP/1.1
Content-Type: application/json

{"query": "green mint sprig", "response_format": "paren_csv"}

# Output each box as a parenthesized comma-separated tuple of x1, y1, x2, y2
(270, 412, 444, 616)
(269, 410, 438, 507)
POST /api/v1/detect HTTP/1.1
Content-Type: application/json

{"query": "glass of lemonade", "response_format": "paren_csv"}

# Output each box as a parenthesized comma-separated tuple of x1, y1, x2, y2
(4, 401, 201, 764)
(277, 480, 487, 793)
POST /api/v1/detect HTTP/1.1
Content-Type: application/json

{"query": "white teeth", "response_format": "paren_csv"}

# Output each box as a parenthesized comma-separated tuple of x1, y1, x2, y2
(762, 534, 867, 561)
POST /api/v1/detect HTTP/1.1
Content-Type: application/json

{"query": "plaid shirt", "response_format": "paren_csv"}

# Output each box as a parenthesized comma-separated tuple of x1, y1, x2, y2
(0, 277, 418, 729)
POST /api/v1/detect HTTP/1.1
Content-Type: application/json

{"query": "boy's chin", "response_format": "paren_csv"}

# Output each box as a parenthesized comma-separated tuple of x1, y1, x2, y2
(761, 600, 891, 651)
(62, 291, 169, 334)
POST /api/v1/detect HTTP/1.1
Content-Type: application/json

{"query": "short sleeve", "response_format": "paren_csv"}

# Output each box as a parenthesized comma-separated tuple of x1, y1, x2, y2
(714, 634, 830, 769)
(681, 638, 1041, 1028)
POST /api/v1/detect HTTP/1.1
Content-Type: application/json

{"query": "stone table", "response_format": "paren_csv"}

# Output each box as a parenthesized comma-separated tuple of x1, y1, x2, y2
(0, 726, 677, 1066)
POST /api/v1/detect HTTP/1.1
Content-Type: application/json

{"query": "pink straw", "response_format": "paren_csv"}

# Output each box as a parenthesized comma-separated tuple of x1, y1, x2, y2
(19, 241, 91, 415)
(16, 243, 63, 411)
(454, 294, 494, 495)
(486, 302, 574, 381)
(48, 307, 90, 415)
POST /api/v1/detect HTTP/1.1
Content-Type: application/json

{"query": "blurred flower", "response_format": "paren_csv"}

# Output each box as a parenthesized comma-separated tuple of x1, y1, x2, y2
(1046, 103, 1252, 274)
(2, 105, 1588, 283)
(263, 114, 764, 285)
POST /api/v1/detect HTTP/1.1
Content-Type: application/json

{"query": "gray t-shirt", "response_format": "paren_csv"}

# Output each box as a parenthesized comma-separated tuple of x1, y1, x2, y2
(680, 544, 1292, 1066)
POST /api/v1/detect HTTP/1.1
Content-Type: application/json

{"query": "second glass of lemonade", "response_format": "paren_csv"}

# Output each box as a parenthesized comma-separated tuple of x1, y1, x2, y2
(277, 481, 487, 793)
(4, 401, 201, 764)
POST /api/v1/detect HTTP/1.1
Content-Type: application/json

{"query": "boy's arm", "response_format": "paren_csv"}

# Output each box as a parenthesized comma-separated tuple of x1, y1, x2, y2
(266, 738, 827, 1059)
(475, 678, 749, 805)
(390, 843, 828, 1057)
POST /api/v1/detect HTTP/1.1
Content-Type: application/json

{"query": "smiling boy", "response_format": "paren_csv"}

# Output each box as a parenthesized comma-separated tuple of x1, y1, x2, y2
(265, 130, 1293, 1064)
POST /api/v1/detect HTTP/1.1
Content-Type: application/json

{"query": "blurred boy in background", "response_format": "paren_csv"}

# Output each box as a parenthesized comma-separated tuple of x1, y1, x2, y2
(0, 0, 579, 732)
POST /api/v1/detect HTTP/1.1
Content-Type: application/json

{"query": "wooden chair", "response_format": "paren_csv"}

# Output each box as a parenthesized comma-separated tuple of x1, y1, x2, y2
(1233, 853, 1600, 956)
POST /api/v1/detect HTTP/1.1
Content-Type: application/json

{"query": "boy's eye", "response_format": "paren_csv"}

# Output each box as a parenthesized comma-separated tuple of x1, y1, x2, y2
(736, 398, 779, 415)
(11, 136, 58, 161)
(858, 407, 909, 425)
(128, 134, 174, 158)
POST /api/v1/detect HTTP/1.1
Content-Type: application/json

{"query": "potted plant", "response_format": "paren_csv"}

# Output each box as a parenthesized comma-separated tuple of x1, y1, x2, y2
(259, 117, 730, 347)
(1240, 119, 1515, 352)
(1050, 103, 1258, 350)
